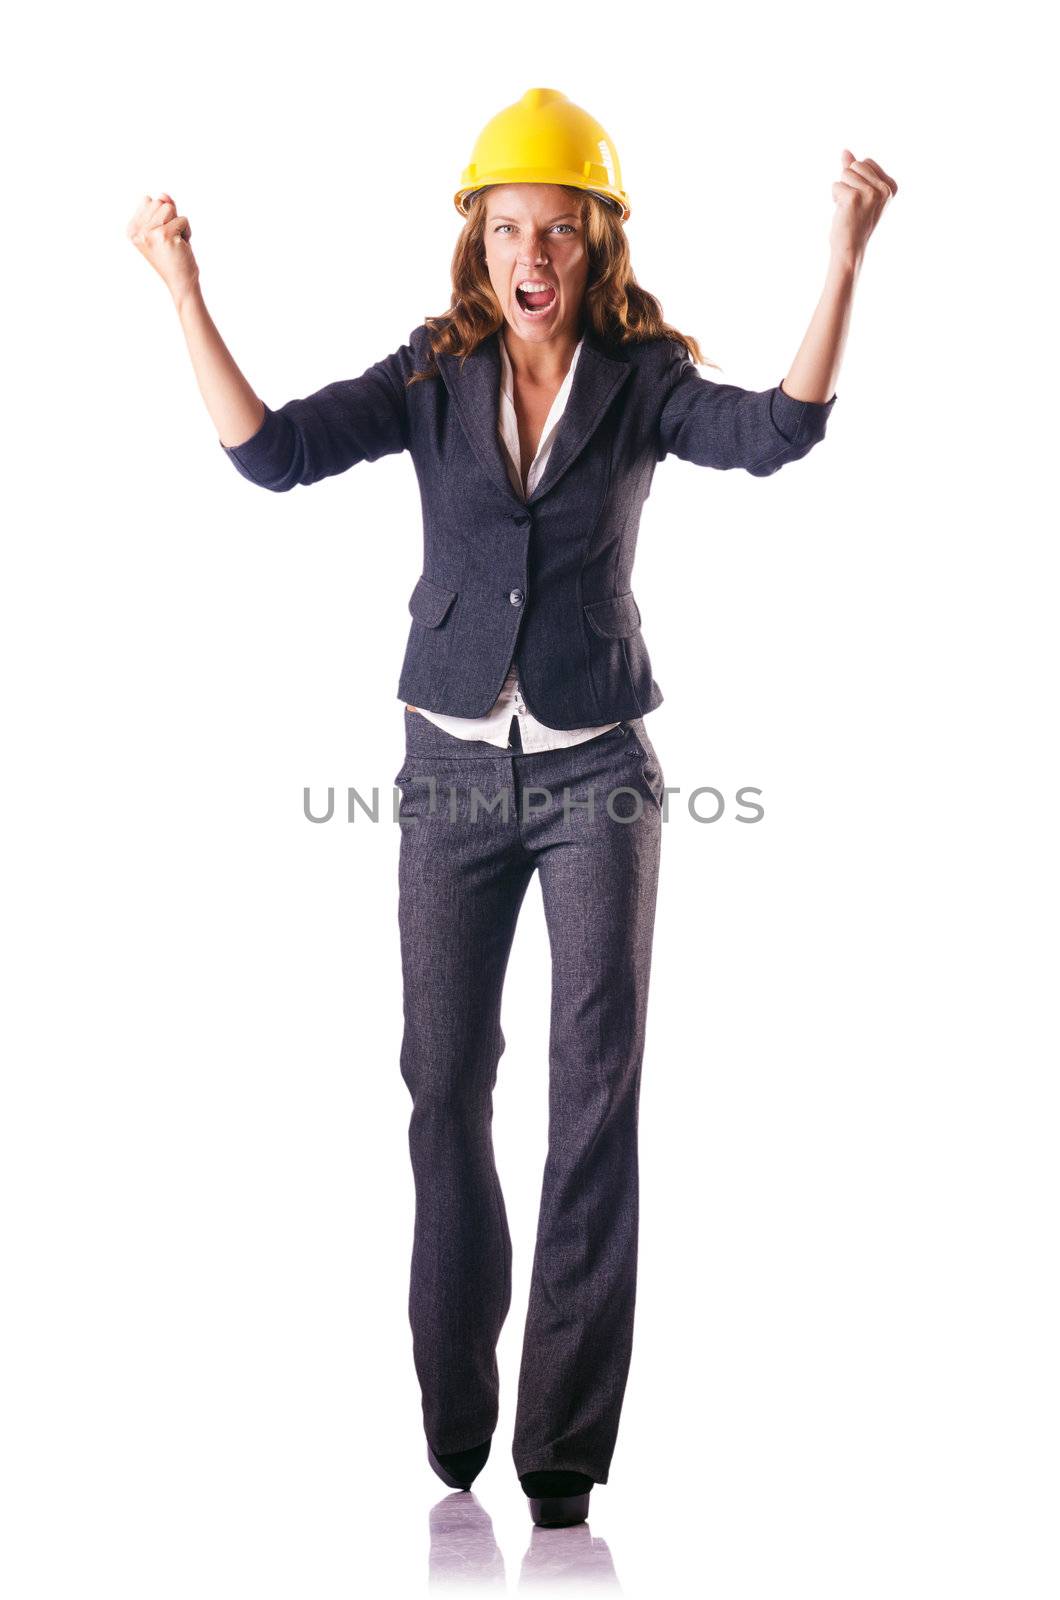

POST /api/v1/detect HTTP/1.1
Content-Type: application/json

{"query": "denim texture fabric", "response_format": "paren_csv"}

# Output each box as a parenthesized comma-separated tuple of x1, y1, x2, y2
(220, 322, 836, 727)
(393, 707, 665, 1483)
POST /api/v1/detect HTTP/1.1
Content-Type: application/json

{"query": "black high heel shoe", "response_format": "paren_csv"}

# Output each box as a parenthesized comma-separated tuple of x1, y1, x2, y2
(519, 1469, 593, 1527)
(427, 1437, 492, 1490)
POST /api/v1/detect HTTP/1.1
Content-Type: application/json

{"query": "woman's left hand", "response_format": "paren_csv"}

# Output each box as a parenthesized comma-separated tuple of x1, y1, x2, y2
(830, 150, 898, 262)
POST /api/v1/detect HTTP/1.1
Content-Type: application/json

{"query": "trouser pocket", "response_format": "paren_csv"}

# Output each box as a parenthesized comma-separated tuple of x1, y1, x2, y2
(619, 723, 665, 811)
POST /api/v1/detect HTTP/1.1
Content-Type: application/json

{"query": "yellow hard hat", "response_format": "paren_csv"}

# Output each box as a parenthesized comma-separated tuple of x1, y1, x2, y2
(454, 87, 630, 223)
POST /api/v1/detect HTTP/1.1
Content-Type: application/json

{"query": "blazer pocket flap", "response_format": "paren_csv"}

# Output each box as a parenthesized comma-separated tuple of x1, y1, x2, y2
(409, 575, 457, 628)
(583, 590, 642, 639)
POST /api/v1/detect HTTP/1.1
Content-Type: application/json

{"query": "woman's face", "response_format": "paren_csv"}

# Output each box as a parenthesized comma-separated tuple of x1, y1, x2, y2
(483, 184, 588, 347)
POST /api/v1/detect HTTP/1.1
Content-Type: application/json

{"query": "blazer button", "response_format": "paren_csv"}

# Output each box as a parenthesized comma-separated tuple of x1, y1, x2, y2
(511, 512, 531, 527)
(508, 588, 524, 606)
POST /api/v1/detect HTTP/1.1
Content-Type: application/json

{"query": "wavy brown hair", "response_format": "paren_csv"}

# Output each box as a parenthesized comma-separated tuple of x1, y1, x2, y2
(405, 187, 719, 386)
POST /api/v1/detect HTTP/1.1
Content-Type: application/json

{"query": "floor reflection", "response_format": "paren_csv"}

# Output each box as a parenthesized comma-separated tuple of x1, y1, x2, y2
(427, 1492, 621, 1591)
(428, 1492, 506, 1587)
(517, 1522, 620, 1589)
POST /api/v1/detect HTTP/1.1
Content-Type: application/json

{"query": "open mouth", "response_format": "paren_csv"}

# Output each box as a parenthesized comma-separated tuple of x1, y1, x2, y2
(515, 281, 558, 317)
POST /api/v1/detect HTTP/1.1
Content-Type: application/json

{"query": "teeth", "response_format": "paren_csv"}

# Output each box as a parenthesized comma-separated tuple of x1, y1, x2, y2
(517, 281, 554, 293)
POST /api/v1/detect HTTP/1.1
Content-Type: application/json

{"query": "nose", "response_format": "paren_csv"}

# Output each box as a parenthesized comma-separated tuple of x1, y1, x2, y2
(517, 233, 548, 266)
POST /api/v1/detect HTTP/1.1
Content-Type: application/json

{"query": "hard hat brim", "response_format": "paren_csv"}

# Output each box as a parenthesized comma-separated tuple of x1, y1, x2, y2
(454, 172, 630, 223)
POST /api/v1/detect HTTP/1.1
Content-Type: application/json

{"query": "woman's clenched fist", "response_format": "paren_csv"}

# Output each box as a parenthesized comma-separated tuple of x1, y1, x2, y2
(127, 193, 199, 305)
(830, 151, 898, 263)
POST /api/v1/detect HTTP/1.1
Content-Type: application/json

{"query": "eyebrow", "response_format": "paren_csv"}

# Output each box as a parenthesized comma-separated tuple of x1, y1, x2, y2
(489, 212, 580, 224)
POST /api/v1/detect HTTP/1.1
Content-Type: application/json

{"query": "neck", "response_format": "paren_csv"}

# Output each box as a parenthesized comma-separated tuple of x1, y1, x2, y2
(501, 321, 583, 387)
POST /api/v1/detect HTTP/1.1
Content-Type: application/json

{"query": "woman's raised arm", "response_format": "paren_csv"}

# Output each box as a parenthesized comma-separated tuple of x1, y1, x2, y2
(128, 192, 414, 492)
(656, 149, 897, 479)
(127, 193, 266, 449)
(781, 150, 898, 405)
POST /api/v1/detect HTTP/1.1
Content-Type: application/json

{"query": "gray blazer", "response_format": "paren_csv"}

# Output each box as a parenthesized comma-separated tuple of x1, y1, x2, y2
(220, 321, 837, 727)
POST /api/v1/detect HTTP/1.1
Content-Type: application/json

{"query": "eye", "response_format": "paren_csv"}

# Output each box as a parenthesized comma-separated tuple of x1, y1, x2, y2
(491, 223, 577, 235)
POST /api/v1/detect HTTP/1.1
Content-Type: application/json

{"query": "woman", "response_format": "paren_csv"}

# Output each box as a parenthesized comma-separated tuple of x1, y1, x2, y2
(128, 86, 896, 1528)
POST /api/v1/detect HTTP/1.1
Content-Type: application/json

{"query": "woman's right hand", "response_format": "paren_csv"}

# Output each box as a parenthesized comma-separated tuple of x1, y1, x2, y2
(127, 193, 200, 305)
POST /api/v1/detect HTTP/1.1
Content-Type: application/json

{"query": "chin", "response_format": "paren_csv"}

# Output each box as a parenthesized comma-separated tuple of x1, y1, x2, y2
(506, 306, 571, 340)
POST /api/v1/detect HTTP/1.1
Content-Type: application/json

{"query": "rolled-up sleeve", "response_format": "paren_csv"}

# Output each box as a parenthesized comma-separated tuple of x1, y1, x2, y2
(219, 331, 418, 492)
(656, 342, 837, 477)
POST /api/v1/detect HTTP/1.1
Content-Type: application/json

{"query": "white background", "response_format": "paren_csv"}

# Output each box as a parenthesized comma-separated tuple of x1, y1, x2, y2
(3, 2, 1057, 1595)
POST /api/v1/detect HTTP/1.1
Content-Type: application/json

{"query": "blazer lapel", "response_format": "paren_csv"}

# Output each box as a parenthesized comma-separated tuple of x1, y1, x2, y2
(436, 335, 515, 507)
(526, 330, 632, 505)
(435, 324, 634, 510)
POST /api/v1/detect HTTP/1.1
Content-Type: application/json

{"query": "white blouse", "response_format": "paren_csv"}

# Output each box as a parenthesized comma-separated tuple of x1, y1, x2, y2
(407, 332, 621, 753)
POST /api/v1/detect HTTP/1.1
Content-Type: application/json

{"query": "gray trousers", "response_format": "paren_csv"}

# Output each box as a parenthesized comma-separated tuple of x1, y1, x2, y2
(393, 707, 664, 1485)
